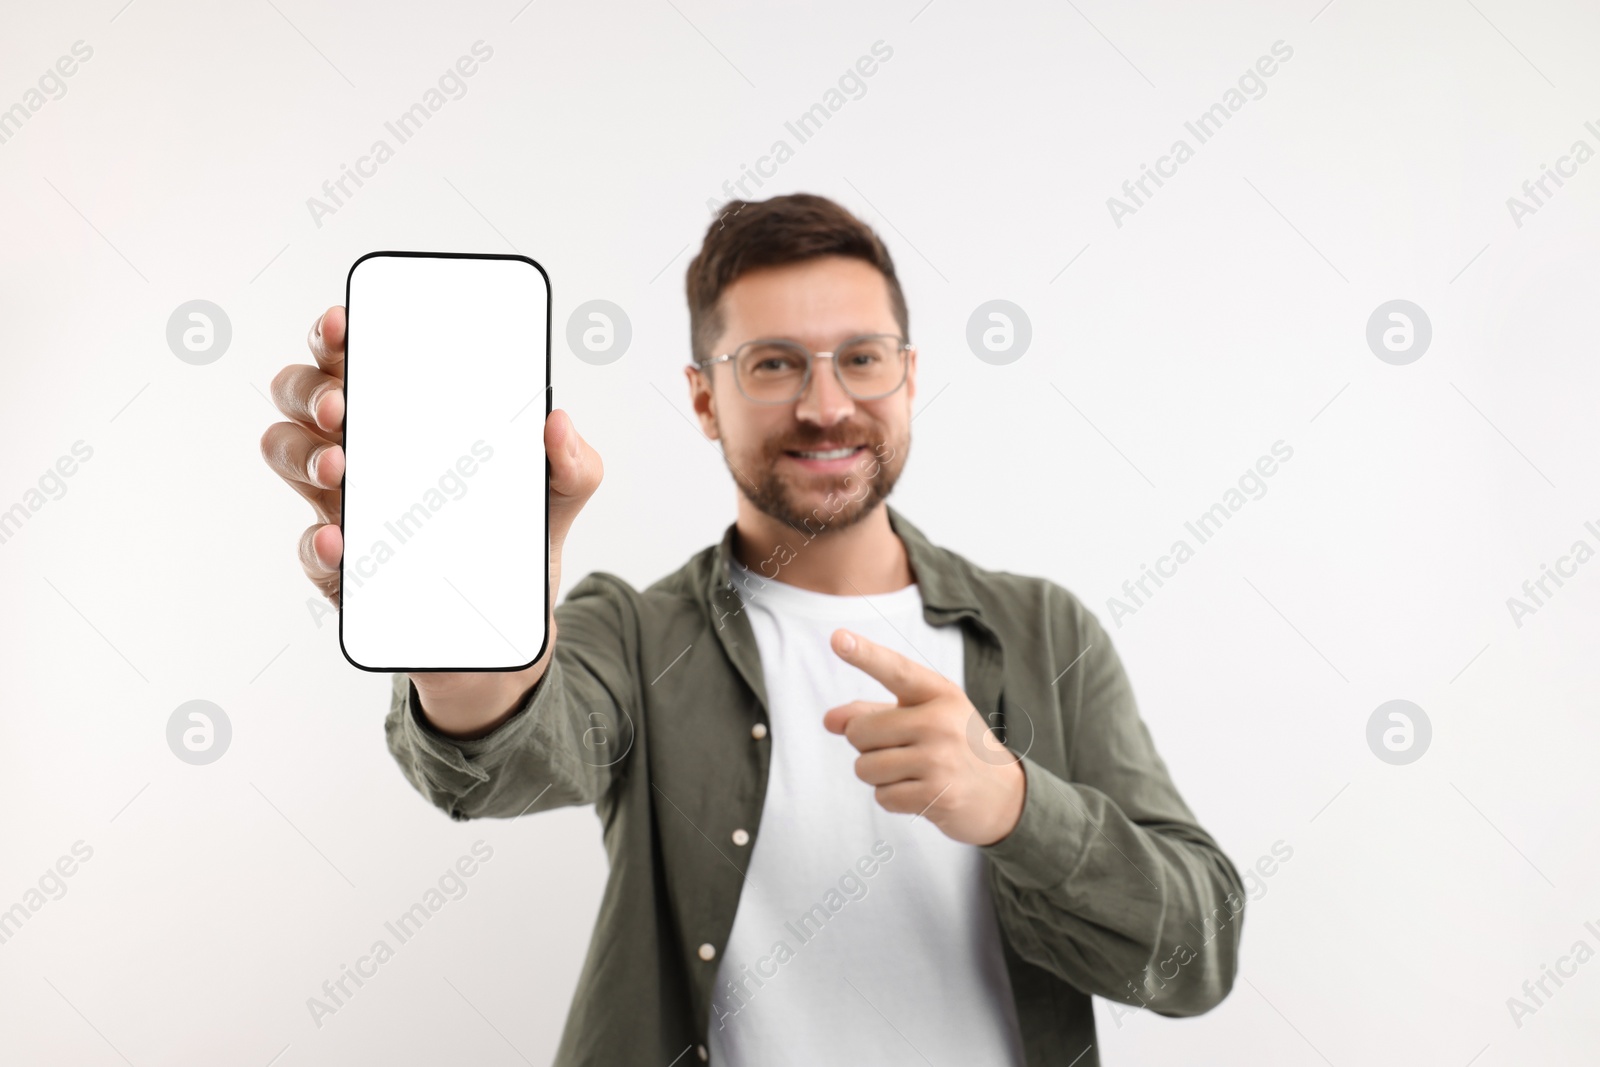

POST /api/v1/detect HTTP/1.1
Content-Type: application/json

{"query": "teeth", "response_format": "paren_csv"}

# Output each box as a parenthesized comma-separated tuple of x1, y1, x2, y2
(795, 446, 858, 459)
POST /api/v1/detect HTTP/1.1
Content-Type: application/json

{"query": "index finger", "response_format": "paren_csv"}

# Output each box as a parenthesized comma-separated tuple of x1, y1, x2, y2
(830, 628, 950, 705)
(308, 305, 346, 379)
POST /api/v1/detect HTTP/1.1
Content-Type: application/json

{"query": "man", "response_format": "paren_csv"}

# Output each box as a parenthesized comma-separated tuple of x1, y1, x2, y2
(262, 192, 1245, 1065)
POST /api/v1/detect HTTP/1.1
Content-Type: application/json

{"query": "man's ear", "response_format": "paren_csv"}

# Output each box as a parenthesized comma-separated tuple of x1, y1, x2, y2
(685, 363, 720, 441)
(905, 345, 918, 405)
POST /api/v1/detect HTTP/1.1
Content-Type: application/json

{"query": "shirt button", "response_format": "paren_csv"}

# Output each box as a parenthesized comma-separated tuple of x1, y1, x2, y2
(697, 1045, 708, 1061)
(751, 722, 768, 739)
(698, 942, 717, 961)
(731, 828, 750, 846)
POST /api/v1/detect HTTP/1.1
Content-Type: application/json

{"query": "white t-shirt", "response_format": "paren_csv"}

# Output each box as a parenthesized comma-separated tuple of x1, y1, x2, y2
(708, 556, 1026, 1066)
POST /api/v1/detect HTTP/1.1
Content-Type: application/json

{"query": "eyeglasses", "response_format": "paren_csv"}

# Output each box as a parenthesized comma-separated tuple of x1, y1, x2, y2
(695, 333, 912, 405)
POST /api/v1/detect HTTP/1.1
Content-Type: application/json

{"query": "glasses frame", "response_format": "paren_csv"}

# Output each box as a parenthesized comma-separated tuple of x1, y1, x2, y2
(694, 332, 913, 405)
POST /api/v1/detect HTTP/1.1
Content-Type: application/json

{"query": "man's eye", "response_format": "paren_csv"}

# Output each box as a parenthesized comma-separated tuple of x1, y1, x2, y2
(839, 345, 885, 367)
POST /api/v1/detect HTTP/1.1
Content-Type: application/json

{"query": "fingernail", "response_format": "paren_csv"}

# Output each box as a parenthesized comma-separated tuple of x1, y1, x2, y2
(839, 631, 856, 653)
(315, 313, 324, 338)
(307, 447, 325, 485)
(566, 429, 578, 460)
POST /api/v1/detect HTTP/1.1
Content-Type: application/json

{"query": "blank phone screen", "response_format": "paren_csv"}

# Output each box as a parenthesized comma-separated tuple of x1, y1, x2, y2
(339, 252, 550, 672)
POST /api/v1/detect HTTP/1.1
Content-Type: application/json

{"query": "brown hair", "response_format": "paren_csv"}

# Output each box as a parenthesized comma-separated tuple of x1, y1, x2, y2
(685, 192, 909, 365)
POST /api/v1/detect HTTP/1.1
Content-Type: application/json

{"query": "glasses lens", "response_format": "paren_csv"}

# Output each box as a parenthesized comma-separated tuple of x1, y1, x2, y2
(836, 336, 904, 398)
(737, 341, 809, 402)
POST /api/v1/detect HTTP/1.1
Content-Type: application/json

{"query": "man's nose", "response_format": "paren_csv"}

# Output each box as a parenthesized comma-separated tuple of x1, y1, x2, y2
(794, 356, 854, 426)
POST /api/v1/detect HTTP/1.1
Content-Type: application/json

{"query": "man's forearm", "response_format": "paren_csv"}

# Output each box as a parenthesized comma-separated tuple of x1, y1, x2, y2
(981, 756, 1245, 1015)
(383, 575, 642, 823)
(383, 654, 615, 822)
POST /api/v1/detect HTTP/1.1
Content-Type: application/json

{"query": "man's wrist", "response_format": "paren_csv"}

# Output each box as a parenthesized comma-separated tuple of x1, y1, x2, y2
(979, 758, 1027, 846)
(414, 670, 543, 741)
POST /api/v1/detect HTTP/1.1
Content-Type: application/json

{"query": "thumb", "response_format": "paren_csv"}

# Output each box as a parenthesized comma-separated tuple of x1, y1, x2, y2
(822, 699, 895, 736)
(547, 408, 602, 548)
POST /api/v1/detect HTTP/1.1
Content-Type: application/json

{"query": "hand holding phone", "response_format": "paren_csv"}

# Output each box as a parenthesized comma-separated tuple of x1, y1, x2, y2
(262, 259, 604, 734)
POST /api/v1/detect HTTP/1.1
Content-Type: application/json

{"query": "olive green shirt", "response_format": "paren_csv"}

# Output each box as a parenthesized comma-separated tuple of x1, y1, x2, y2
(384, 504, 1245, 1066)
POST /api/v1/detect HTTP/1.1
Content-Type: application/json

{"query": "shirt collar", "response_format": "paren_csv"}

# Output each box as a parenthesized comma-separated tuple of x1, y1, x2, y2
(706, 502, 983, 619)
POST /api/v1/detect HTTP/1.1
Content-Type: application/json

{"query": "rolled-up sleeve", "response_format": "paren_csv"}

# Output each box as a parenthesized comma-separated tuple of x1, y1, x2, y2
(979, 595, 1245, 1016)
(383, 571, 642, 822)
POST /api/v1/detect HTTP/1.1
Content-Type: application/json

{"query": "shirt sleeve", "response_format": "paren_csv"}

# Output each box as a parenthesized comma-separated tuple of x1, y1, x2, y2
(382, 571, 642, 823)
(978, 591, 1245, 1016)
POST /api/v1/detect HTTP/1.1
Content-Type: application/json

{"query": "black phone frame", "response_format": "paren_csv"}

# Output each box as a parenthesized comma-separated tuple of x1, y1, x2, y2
(338, 249, 553, 674)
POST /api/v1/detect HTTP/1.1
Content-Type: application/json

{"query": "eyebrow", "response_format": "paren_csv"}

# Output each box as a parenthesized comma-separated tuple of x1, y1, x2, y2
(739, 330, 895, 348)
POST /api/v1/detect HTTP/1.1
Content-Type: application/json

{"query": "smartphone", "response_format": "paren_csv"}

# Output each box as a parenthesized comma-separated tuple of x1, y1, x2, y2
(339, 251, 551, 672)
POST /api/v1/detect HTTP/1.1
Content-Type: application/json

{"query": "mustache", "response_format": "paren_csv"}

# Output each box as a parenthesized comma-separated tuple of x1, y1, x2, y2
(769, 427, 882, 452)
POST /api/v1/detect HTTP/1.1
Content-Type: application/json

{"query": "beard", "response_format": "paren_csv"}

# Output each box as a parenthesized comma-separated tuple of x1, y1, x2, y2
(723, 419, 908, 534)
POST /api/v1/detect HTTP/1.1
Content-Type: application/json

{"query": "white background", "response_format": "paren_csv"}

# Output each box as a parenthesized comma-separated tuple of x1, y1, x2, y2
(1, 0, 1596, 1064)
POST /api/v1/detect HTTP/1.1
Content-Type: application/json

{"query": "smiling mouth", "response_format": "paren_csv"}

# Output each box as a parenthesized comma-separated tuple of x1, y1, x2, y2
(784, 445, 866, 460)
